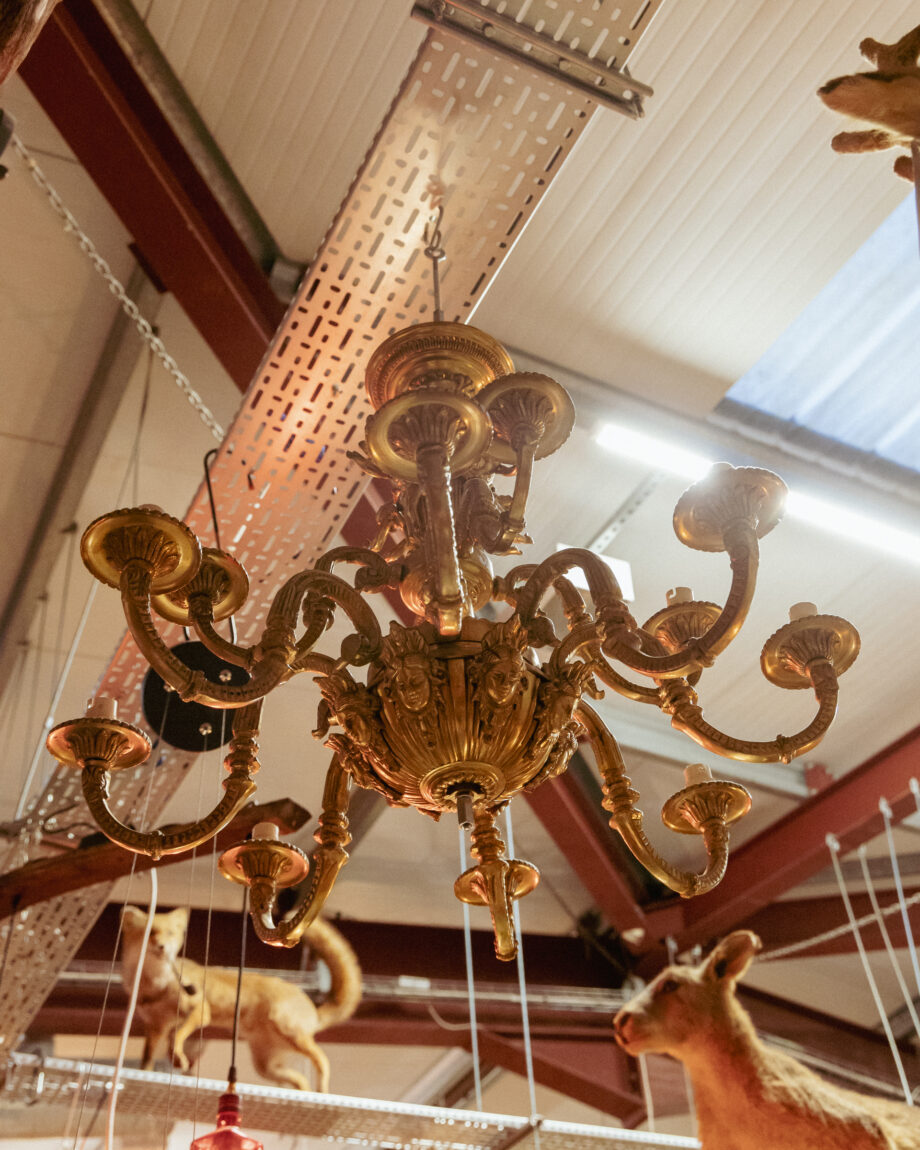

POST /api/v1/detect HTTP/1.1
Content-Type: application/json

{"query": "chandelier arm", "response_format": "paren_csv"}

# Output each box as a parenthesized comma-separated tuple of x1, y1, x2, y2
(246, 759, 352, 947)
(578, 702, 737, 898)
(120, 566, 290, 707)
(603, 525, 761, 679)
(188, 600, 254, 670)
(277, 571, 383, 672)
(67, 703, 262, 861)
(516, 549, 628, 620)
(667, 659, 840, 764)
(590, 656, 661, 703)
(313, 545, 394, 589)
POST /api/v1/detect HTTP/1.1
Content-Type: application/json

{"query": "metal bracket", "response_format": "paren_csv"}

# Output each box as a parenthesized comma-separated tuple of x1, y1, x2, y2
(411, 0, 657, 118)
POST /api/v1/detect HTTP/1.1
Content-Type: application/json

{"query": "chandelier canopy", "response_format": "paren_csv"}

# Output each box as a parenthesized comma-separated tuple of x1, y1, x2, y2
(47, 316, 859, 960)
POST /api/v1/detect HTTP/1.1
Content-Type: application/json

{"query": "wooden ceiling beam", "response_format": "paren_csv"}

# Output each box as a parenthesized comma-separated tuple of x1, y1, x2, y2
(0, 798, 309, 920)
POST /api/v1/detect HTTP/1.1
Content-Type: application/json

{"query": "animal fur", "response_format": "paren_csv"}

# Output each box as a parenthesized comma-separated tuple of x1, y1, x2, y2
(818, 23, 920, 182)
(120, 906, 362, 1092)
(613, 931, 920, 1149)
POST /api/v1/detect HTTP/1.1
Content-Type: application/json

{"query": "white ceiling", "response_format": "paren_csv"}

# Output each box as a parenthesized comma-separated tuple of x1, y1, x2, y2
(2, 0, 920, 1136)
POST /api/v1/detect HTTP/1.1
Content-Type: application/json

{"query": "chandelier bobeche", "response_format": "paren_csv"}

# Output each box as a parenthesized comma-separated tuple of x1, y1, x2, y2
(47, 316, 859, 960)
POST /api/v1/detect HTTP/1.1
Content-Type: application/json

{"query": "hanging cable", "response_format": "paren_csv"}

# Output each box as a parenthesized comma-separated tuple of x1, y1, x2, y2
(458, 825, 483, 1111)
(193, 709, 227, 1139)
(70, 691, 171, 1150)
(880, 797, 920, 1002)
(106, 869, 158, 1150)
(203, 448, 236, 645)
(230, 884, 250, 1088)
(857, 844, 920, 1042)
(503, 808, 541, 1148)
(826, 833, 913, 1104)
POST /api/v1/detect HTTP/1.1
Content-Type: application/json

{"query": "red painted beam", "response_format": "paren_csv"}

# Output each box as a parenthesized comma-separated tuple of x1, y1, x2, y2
(737, 886, 920, 960)
(77, 905, 622, 988)
(643, 723, 920, 954)
(523, 764, 656, 940)
(20, 0, 285, 390)
(473, 1030, 646, 1126)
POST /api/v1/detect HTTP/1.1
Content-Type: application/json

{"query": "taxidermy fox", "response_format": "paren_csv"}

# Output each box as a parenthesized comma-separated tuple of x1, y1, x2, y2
(120, 906, 362, 1092)
(818, 23, 920, 182)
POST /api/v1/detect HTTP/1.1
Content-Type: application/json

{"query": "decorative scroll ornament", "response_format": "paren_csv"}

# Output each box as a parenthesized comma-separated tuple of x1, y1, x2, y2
(49, 311, 860, 960)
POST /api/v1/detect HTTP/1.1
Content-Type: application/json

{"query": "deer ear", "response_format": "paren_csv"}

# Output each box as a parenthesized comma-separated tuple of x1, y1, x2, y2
(704, 931, 762, 983)
(121, 905, 144, 927)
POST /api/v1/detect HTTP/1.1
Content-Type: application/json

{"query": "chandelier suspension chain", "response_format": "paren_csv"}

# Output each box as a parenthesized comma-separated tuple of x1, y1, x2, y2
(11, 135, 224, 442)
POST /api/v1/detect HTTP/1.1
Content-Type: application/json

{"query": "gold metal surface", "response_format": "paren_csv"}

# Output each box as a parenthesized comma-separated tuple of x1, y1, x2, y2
(81, 507, 201, 593)
(672, 465, 787, 553)
(151, 547, 250, 625)
(761, 613, 861, 689)
(68, 319, 860, 956)
(661, 779, 753, 835)
(364, 321, 514, 410)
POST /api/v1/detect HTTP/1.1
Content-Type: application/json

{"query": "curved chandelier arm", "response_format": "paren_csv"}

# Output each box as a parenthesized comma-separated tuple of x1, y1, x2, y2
(280, 570, 383, 671)
(578, 701, 750, 899)
(188, 598, 253, 669)
(666, 658, 840, 764)
(241, 759, 352, 948)
(472, 440, 538, 556)
(590, 656, 661, 703)
(515, 548, 637, 641)
(603, 523, 761, 679)
(121, 563, 290, 707)
(48, 703, 262, 861)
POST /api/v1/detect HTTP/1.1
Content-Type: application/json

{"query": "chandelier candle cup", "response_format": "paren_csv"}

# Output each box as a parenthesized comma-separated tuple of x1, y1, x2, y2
(51, 315, 861, 959)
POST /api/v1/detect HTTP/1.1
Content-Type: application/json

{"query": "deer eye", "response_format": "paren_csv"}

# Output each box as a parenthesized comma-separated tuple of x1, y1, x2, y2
(656, 977, 680, 996)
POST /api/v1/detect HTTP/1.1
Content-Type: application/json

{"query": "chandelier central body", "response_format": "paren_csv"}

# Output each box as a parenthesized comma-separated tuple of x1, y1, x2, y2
(48, 319, 859, 960)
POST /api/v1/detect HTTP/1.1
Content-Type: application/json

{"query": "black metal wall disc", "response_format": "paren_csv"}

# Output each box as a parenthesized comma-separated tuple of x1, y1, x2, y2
(142, 640, 249, 752)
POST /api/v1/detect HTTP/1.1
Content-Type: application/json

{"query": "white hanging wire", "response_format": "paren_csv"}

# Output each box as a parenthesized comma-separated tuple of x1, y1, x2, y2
(107, 869, 159, 1150)
(162, 724, 215, 1147)
(503, 808, 541, 1149)
(70, 692, 171, 1149)
(192, 708, 228, 1139)
(10, 134, 224, 442)
(826, 833, 913, 1105)
(457, 826, 484, 1111)
(857, 844, 920, 1042)
(879, 797, 920, 1002)
(662, 937, 695, 1128)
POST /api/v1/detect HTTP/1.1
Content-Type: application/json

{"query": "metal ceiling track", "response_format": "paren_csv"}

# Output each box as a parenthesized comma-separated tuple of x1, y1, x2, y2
(412, 0, 662, 117)
(3, 1053, 699, 1149)
(0, 1, 661, 1055)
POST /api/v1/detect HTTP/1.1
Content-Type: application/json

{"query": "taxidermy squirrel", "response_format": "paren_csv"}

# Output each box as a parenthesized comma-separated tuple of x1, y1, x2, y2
(120, 906, 362, 1092)
(818, 22, 920, 182)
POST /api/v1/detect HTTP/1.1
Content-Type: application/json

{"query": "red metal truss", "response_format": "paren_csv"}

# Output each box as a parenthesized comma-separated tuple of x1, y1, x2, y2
(20, 0, 285, 391)
(522, 767, 654, 940)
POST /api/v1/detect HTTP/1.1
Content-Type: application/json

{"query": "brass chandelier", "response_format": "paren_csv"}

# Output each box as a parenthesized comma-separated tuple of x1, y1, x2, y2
(46, 233, 860, 961)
